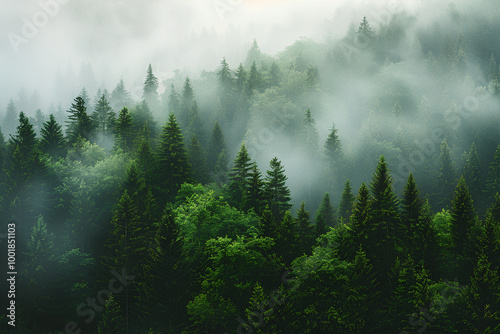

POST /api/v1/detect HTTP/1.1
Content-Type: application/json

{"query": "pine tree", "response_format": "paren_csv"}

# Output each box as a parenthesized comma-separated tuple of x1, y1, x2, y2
(207, 122, 227, 174)
(66, 95, 94, 144)
(358, 16, 374, 39)
(246, 162, 263, 214)
(463, 142, 484, 204)
(79, 87, 91, 110)
(450, 177, 477, 282)
(142, 64, 159, 107)
(263, 157, 292, 221)
(3, 99, 18, 136)
(315, 192, 337, 236)
(296, 201, 314, 254)
(462, 254, 500, 333)
(110, 78, 132, 111)
(437, 139, 456, 207)
(92, 94, 115, 134)
(186, 101, 204, 144)
(131, 100, 157, 140)
(157, 113, 192, 202)
(188, 134, 208, 184)
(338, 179, 355, 223)
(481, 199, 500, 271)
(228, 142, 253, 210)
(39, 114, 65, 159)
(486, 145, 500, 198)
(268, 61, 281, 87)
(367, 156, 400, 285)
(96, 295, 126, 334)
(141, 208, 186, 330)
(114, 107, 134, 152)
(217, 57, 236, 121)
(245, 38, 262, 67)
(235, 63, 247, 93)
(180, 77, 195, 127)
(300, 108, 319, 153)
(245, 61, 261, 97)
(167, 84, 180, 113)
(348, 182, 371, 260)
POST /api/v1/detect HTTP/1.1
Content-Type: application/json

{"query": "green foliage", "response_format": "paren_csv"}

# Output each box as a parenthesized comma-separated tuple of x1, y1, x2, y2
(315, 192, 336, 235)
(114, 107, 134, 152)
(263, 157, 292, 221)
(66, 95, 94, 144)
(40, 114, 66, 159)
(338, 179, 355, 223)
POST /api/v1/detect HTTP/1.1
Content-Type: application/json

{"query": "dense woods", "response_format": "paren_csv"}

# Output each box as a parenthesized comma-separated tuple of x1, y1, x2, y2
(1, 3, 500, 333)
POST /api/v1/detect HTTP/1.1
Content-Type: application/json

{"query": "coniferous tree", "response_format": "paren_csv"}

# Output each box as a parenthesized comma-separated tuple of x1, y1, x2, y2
(263, 157, 292, 221)
(157, 113, 192, 202)
(461, 254, 500, 333)
(97, 295, 126, 334)
(188, 134, 208, 184)
(141, 208, 186, 330)
(338, 179, 355, 223)
(66, 96, 94, 144)
(142, 64, 159, 109)
(228, 142, 253, 210)
(245, 61, 261, 97)
(463, 142, 484, 205)
(268, 61, 281, 87)
(481, 198, 500, 271)
(315, 192, 336, 236)
(486, 145, 500, 198)
(186, 101, 204, 144)
(114, 107, 134, 152)
(358, 15, 374, 40)
(217, 57, 236, 121)
(235, 63, 247, 93)
(437, 139, 456, 207)
(296, 201, 314, 254)
(245, 38, 262, 66)
(300, 108, 319, 153)
(450, 177, 478, 282)
(180, 77, 195, 127)
(3, 99, 18, 136)
(167, 84, 180, 114)
(348, 182, 371, 260)
(110, 78, 132, 111)
(367, 156, 400, 285)
(39, 114, 65, 159)
(92, 94, 115, 134)
(207, 122, 227, 175)
(246, 162, 263, 214)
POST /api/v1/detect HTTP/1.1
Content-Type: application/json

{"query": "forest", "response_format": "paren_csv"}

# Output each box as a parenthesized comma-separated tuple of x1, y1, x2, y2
(1, 1, 500, 333)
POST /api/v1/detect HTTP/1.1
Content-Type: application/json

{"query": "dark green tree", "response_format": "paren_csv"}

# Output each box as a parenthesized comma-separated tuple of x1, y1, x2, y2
(338, 179, 355, 223)
(486, 145, 500, 198)
(246, 162, 263, 214)
(235, 63, 247, 93)
(92, 94, 115, 134)
(347, 182, 371, 260)
(113, 107, 134, 152)
(142, 64, 159, 108)
(297, 201, 314, 255)
(245, 61, 262, 97)
(463, 142, 484, 204)
(188, 134, 208, 184)
(39, 114, 65, 159)
(437, 139, 456, 207)
(263, 157, 292, 221)
(315, 192, 337, 236)
(157, 113, 192, 202)
(228, 142, 253, 210)
(180, 77, 195, 127)
(66, 95, 94, 144)
(2, 99, 18, 136)
(207, 122, 227, 175)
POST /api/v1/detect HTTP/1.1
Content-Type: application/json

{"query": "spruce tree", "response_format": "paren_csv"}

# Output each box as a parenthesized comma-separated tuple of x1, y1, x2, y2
(315, 192, 337, 236)
(348, 182, 371, 260)
(114, 107, 134, 152)
(367, 156, 400, 285)
(300, 108, 319, 153)
(188, 134, 208, 184)
(463, 142, 484, 204)
(245, 61, 261, 97)
(180, 77, 195, 127)
(235, 63, 247, 93)
(263, 157, 292, 221)
(338, 179, 355, 223)
(437, 139, 456, 207)
(157, 113, 192, 202)
(92, 94, 115, 134)
(142, 64, 159, 107)
(450, 177, 477, 282)
(228, 142, 253, 210)
(297, 201, 314, 254)
(217, 57, 236, 121)
(39, 114, 65, 159)
(268, 61, 281, 87)
(66, 95, 94, 144)
(167, 84, 180, 113)
(207, 122, 227, 174)
(486, 145, 500, 198)
(246, 162, 263, 214)
(110, 78, 132, 111)
(3, 99, 18, 136)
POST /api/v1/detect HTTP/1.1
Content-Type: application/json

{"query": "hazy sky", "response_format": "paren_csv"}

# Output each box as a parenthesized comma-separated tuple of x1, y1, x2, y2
(0, 0, 421, 110)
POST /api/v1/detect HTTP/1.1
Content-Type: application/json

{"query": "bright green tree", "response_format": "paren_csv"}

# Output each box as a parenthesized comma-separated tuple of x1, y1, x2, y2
(263, 157, 292, 221)
(338, 179, 355, 223)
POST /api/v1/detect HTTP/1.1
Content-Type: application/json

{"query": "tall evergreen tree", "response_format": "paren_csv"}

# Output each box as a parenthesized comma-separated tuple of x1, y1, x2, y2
(463, 142, 484, 204)
(367, 156, 400, 285)
(246, 162, 263, 214)
(142, 64, 159, 105)
(348, 182, 371, 260)
(157, 113, 192, 202)
(315, 192, 337, 236)
(297, 201, 314, 254)
(39, 114, 65, 159)
(450, 177, 478, 282)
(180, 77, 195, 127)
(263, 157, 292, 221)
(166, 84, 180, 114)
(300, 108, 319, 153)
(228, 143, 253, 210)
(207, 122, 227, 175)
(217, 57, 236, 121)
(188, 134, 208, 184)
(245, 61, 261, 97)
(235, 63, 247, 93)
(110, 78, 132, 111)
(66, 96, 94, 144)
(338, 179, 355, 223)
(268, 61, 281, 87)
(437, 139, 456, 207)
(486, 145, 500, 198)
(2, 99, 18, 136)
(113, 107, 134, 152)
(92, 94, 115, 134)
